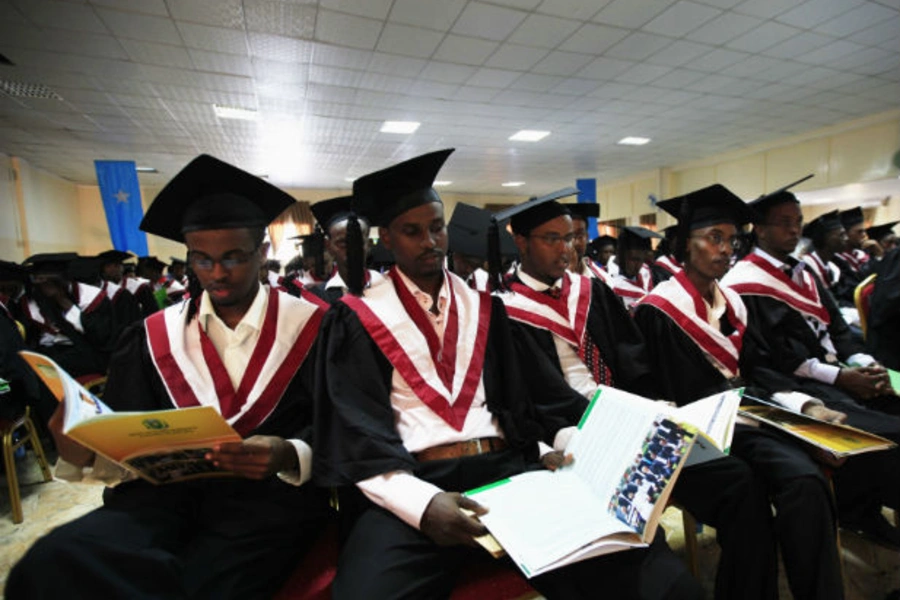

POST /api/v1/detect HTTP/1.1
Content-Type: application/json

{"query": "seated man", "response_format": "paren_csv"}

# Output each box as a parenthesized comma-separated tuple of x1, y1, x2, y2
(7, 155, 331, 599)
(802, 211, 850, 303)
(650, 225, 682, 286)
(313, 149, 701, 600)
(721, 183, 900, 547)
(495, 193, 777, 600)
(867, 246, 900, 369)
(634, 184, 845, 600)
(19, 253, 115, 378)
(566, 202, 611, 283)
(608, 226, 660, 311)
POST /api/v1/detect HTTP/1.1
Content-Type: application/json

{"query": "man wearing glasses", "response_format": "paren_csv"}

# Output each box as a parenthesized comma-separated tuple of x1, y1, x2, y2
(8, 155, 331, 599)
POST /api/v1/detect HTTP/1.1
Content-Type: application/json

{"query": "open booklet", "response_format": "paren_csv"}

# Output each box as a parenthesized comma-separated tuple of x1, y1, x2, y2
(463, 385, 742, 578)
(739, 395, 895, 460)
(20, 350, 242, 485)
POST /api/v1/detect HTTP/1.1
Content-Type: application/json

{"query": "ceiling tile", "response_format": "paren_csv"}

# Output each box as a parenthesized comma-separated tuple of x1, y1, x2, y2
(592, 0, 673, 29)
(727, 21, 801, 53)
(645, 40, 714, 67)
(642, 1, 722, 37)
(557, 22, 629, 54)
(13, 0, 108, 33)
(795, 39, 867, 64)
(775, 0, 862, 28)
(510, 73, 566, 92)
(434, 35, 499, 66)
(847, 16, 900, 46)
(466, 67, 522, 88)
(685, 11, 763, 45)
(815, 2, 899, 37)
(732, 0, 800, 18)
(419, 61, 476, 83)
(165, 0, 245, 29)
(537, 0, 609, 20)
(388, 0, 467, 31)
(577, 56, 636, 80)
(605, 32, 674, 61)
(761, 31, 835, 59)
(829, 46, 893, 71)
(452, 2, 529, 42)
(613, 63, 672, 84)
(651, 68, 709, 89)
(96, 9, 183, 44)
(191, 50, 253, 77)
(375, 23, 445, 58)
(530, 50, 595, 76)
(452, 85, 500, 101)
(244, 2, 317, 38)
(88, 0, 170, 16)
(119, 39, 194, 69)
(248, 33, 314, 62)
(176, 23, 249, 54)
(485, 43, 549, 70)
(507, 14, 582, 48)
(367, 53, 428, 77)
(315, 9, 383, 50)
(319, 0, 394, 20)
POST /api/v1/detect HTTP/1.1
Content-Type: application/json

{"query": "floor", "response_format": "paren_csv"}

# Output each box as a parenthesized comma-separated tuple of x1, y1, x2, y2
(2, 449, 899, 599)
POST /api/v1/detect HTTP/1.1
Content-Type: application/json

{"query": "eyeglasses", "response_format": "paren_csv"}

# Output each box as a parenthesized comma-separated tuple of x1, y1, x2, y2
(188, 247, 258, 271)
(528, 233, 575, 247)
(690, 232, 741, 250)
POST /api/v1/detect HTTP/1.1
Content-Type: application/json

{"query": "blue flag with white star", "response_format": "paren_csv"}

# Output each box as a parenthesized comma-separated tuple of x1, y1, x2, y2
(94, 160, 148, 255)
(576, 178, 599, 239)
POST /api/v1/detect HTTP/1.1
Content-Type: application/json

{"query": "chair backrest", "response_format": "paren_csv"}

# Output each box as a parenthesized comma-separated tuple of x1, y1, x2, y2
(854, 273, 877, 339)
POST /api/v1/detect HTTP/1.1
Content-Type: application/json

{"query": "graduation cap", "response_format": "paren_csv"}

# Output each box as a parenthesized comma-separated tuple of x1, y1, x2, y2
(448, 203, 516, 260)
(839, 207, 864, 229)
(138, 256, 168, 272)
(565, 202, 600, 222)
(96, 249, 133, 265)
(169, 257, 186, 266)
(867, 221, 899, 242)
(618, 227, 661, 253)
(68, 256, 102, 284)
(22, 253, 79, 276)
(495, 187, 579, 236)
(657, 184, 755, 230)
(748, 174, 814, 223)
(0, 260, 28, 282)
(311, 195, 358, 233)
(802, 210, 843, 241)
(140, 154, 296, 242)
(352, 149, 453, 228)
(591, 235, 617, 249)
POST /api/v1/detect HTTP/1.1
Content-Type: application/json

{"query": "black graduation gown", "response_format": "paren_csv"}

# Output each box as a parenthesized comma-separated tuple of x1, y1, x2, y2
(7, 317, 330, 600)
(305, 283, 343, 305)
(867, 247, 900, 369)
(0, 308, 47, 421)
(107, 288, 143, 345)
(632, 303, 844, 600)
(312, 296, 587, 487)
(507, 275, 659, 398)
(832, 254, 862, 307)
(650, 263, 675, 287)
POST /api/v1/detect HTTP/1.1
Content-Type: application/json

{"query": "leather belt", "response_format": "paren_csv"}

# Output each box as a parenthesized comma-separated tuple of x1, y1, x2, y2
(414, 437, 507, 462)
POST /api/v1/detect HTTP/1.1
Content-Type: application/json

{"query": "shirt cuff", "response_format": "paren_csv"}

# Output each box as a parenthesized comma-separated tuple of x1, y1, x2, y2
(63, 306, 84, 332)
(793, 358, 841, 385)
(276, 439, 312, 486)
(553, 426, 578, 452)
(771, 391, 823, 413)
(357, 471, 443, 530)
(538, 441, 554, 458)
(846, 353, 876, 367)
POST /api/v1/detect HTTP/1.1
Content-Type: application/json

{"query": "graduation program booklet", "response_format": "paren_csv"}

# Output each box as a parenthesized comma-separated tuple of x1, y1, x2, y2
(464, 385, 714, 578)
(739, 396, 895, 460)
(19, 350, 242, 484)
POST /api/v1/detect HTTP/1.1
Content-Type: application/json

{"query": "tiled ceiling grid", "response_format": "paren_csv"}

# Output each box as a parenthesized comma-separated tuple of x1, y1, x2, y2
(0, 0, 898, 195)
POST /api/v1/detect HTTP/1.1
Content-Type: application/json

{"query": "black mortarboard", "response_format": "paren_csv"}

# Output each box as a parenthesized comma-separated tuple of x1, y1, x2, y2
(140, 154, 296, 242)
(0, 260, 28, 282)
(96, 250, 133, 265)
(311, 195, 357, 233)
(497, 187, 579, 236)
(591, 235, 617, 249)
(839, 207, 864, 229)
(352, 149, 453, 227)
(22, 253, 79, 275)
(867, 221, 899, 241)
(802, 210, 843, 240)
(657, 184, 756, 231)
(138, 256, 168, 271)
(565, 202, 600, 222)
(748, 174, 814, 223)
(169, 257, 186, 266)
(448, 203, 515, 260)
(618, 226, 661, 252)
(68, 256, 102, 284)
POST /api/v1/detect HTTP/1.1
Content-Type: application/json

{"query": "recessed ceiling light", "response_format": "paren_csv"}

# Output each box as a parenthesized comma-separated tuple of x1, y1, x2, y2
(135, 166, 157, 173)
(380, 121, 420, 134)
(617, 136, 651, 146)
(213, 104, 259, 121)
(433, 181, 452, 186)
(502, 181, 525, 187)
(509, 130, 550, 142)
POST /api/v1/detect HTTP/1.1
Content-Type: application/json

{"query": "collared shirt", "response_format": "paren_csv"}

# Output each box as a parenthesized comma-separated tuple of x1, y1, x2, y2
(199, 285, 312, 486)
(751, 248, 873, 384)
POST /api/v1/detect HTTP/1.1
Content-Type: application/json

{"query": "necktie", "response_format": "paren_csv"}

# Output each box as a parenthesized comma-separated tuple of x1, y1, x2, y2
(579, 329, 613, 387)
(545, 287, 561, 299)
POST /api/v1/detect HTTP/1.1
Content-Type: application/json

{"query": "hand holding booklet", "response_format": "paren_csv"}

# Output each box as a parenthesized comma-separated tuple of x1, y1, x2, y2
(20, 350, 241, 485)
(463, 385, 742, 578)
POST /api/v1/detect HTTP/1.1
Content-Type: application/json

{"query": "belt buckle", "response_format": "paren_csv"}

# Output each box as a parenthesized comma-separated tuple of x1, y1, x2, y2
(474, 438, 483, 455)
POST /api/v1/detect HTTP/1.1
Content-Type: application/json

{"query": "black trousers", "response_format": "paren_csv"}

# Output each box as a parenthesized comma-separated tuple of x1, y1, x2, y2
(333, 449, 702, 600)
(672, 452, 778, 600)
(731, 425, 843, 600)
(6, 477, 331, 600)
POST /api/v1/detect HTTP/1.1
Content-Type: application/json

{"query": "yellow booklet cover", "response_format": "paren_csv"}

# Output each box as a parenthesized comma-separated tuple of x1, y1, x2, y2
(20, 350, 242, 484)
